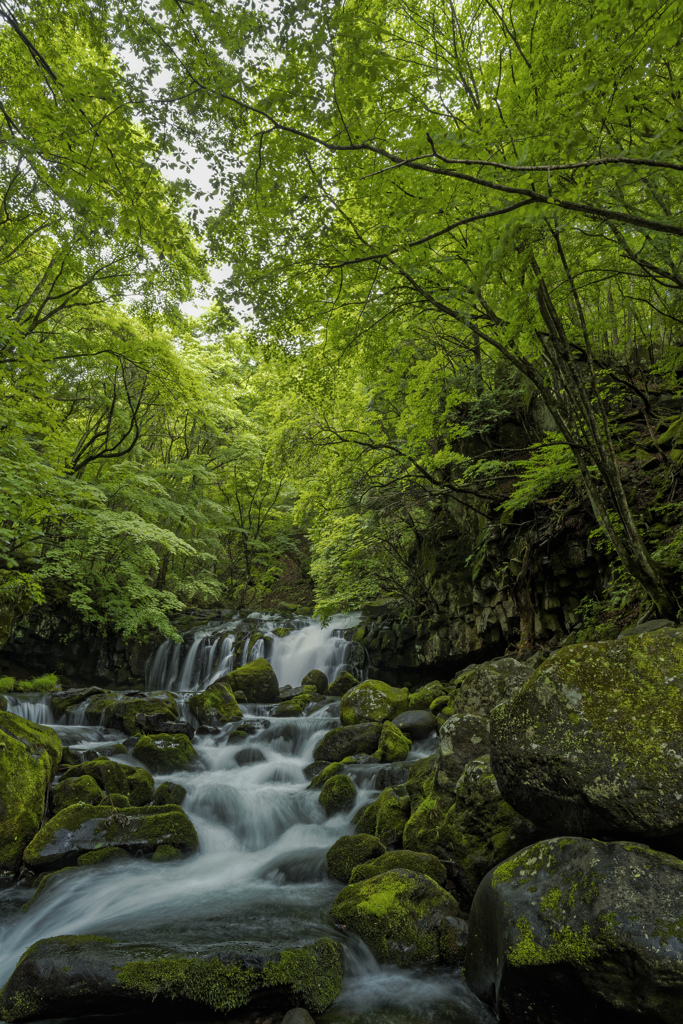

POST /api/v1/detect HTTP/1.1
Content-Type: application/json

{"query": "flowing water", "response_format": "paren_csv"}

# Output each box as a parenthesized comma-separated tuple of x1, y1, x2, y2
(0, 616, 493, 1024)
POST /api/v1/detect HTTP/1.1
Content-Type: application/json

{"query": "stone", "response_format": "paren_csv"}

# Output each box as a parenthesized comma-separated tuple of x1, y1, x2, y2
(325, 833, 386, 883)
(23, 804, 199, 870)
(451, 659, 533, 717)
(61, 758, 154, 805)
(392, 710, 437, 740)
(436, 713, 490, 792)
(312, 722, 382, 762)
(0, 934, 344, 1020)
(84, 692, 179, 737)
(134, 714, 194, 739)
(406, 754, 437, 809)
(375, 720, 412, 762)
(355, 787, 410, 848)
(328, 671, 360, 697)
(319, 774, 357, 816)
(339, 680, 409, 727)
(438, 756, 538, 907)
(618, 618, 677, 638)
(0, 711, 62, 877)
(132, 733, 196, 773)
(235, 747, 266, 766)
(151, 781, 187, 806)
(53, 775, 103, 812)
(218, 658, 279, 703)
(490, 629, 683, 847)
(188, 680, 242, 727)
(408, 681, 446, 712)
(300, 669, 328, 694)
(282, 1009, 316, 1024)
(308, 762, 344, 789)
(349, 849, 447, 887)
(465, 837, 683, 1024)
(330, 868, 460, 967)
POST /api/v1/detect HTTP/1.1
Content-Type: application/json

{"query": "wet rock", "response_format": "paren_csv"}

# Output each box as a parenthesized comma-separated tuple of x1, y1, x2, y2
(50, 686, 104, 719)
(330, 868, 460, 967)
(325, 833, 386, 883)
(219, 658, 279, 703)
(355, 787, 410, 848)
(439, 916, 469, 967)
(0, 711, 62, 877)
(132, 733, 196, 773)
(408, 681, 446, 711)
(339, 680, 409, 727)
(319, 774, 357, 816)
(437, 713, 490, 792)
(375, 761, 412, 789)
(59, 746, 81, 767)
(452, 658, 532, 717)
(438, 756, 538, 907)
(376, 720, 412, 762)
(307, 762, 343, 789)
(53, 775, 103, 812)
(313, 722, 382, 762)
(618, 618, 677, 638)
(188, 680, 242, 727)
(23, 804, 199, 871)
(135, 715, 195, 739)
(273, 700, 304, 718)
(151, 781, 187, 806)
(349, 849, 447, 887)
(491, 629, 683, 847)
(84, 692, 179, 737)
(465, 837, 683, 1024)
(0, 934, 344, 1020)
(235, 747, 266, 766)
(328, 671, 360, 697)
(301, 669, 328, 695)
(303, 760, 328, 781)
(282, 1009, 316, 1024)
(392, 710, 437, 740)
(61, 758, 154, 805)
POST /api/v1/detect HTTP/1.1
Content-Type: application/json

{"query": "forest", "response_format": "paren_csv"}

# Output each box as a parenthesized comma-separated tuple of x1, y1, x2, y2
(2, 0, 683, 648)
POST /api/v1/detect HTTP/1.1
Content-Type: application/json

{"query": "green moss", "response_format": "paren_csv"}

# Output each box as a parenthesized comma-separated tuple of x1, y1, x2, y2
(0, 674, 60, 694)
(328, 671, 360, 697)
(350, 850, 447, 886)
(409, 683, 445, 712)
(339, 680, 409, 727)
(326, 833, 386, 883)
(403, 795, 452, 856)
(309, 761, 344, 789)
(61, 758, 154, 805)
(152, 781, 187, 805)
(220, 658, 279, 703)
(188, 681, 242, 726)
(151, 844, 183, 862)
(132, 733, 196, 773)
(99, 793, 130, 808)
(406, 755, 437, 810)
(375, 720, 412, 763)
(508, 917, 601, 967)
(366, 788, 411, 848)
(53, 774, 103, 812)
(319, 774, 357, 816)
(77, 847, 131, 866)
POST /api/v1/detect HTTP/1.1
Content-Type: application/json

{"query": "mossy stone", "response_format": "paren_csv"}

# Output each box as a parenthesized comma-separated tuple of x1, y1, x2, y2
(339, 680, 409, 727)
(350, 849, 447, 887)
(406, 754, 437, 810)
(77, 847, 131, 866)
(61, 758, 153, 805)
(152, 780, 187, 806)
(151, 843, 183, 862)
(437, 713, 490, 792)
(403, 794, 453, 856)
(308, 762, 344, 789)
(356, 787, 410, 848)
(219, 658, 279, 703)
(0, 711, 62, 876)
(99, 793, 130, 808)
(330, 868, 460, 967)
(326, 833, 386, 883)
(328, 671, 360, 697)
(133, 733, 196, 773)
(409, 682, 446, 712)
(59, 747, 81, 767)
(301, 669, 328, 695)
(313, 722, 382, 762)
(84, 692, 179, 737)
(188, 680, 242, 726)
(376, 720, 412, 763)
(319, 774, 357, 816)
(53, 774, 103, 812)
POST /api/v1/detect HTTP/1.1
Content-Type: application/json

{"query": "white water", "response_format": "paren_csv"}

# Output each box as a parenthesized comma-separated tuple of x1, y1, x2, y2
(0, 619, 491, 1024)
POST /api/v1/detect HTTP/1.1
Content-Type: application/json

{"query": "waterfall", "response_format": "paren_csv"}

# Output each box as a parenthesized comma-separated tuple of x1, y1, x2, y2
(3, 693, 54, 725)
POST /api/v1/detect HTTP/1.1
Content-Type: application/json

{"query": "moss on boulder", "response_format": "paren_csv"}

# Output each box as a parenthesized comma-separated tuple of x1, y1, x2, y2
(61, 758, 154, 805)
(350, 849, 447, 887)
(330, 868, 460, 967)
(313, 722, 382, 762)
(152, 780, 187, 806)
(133, 733, 196, 773)
(409, 682, 446, 712)
(23, 803, 199, 871)
(319, 774, 357, 816)
(403, 794, 453, 857)
(77, 846, 131, 866)
(355, 787, 410, 848)
(219, 658, 279, 703)
(437, 713, 490, 793)
(339, 680, 409, 727)
(301, 669, 328, 695)
(406, 755, 437, 810)
(491, 629, 683, 847)
(0, 711, 62, 877)
(308, 761, 344, 789)
(326, 833, 386, 883)
(53, 775, 103, 812)
(375, 720, 412, 763)
(465, 837, 683, 1023)
(188, 680, 243, 726)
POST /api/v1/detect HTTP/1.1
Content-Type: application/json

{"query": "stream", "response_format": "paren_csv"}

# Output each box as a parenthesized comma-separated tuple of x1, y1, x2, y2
(0, 615, 493, 1024)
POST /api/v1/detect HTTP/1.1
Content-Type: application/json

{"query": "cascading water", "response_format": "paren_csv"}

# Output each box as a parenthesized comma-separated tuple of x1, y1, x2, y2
(0, 617, 493, 1024)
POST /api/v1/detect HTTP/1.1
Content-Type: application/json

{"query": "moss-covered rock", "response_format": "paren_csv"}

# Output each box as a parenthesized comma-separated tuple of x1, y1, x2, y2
(402, 793, 454, 856)
(349, 849, 447, 887)
(23, 803, 199, 871)
(325, 833, 386, 883)
(99, 793, 130, 808)
(53, 775, 103, 812)
(438, 756, 538, 907)
(355, 787, 410, 848)
(491, 629, 683, 847)
(465, 837, 683, 1023)
(328, 671, 360, 697)
(375, 720, 412, 763)
(188, 680, 243, 726)
(408, 681, 446, 711)
(0, 934, 344, 1021)
(313, 722, 382, 762)
(452, 658, 532, 717)
(152, 780, 187, 806)
(61, 758, 154, 805)
(219, 658, 279, 703)
(77, 846, 131, 866)
(51, 686, 104, 719)
(330, 868, 460, 967)
(151, 843, 183, 862)
(437, 713, 490, 793)
(132, 733, 196, 773)
(301, 669, 328, 695)
(319, 774, 357, 816)
(0, 711, 62, 877)
(85, 692, 179, 737)
(308, 761, 344, 789)
(339, 680, 409, 727)
(406, 755, 437, 810)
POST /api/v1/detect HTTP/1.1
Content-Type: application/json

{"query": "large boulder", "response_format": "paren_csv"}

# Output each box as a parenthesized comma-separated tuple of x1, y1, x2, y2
(326, 834, 386, 883)
(349, 849, 447, 887)
(392, 710, 437, 741)
(85, 692, 179, 736)
(436, 713, 490, 792)
(328, 671, 360, 697)
(465, 837, 683, 1024)
(438, 756, 538, 906)
(301, 669, 328, 695)
(219, 658, 279, 703)
(339, 680, 409, 727)
(319, 775, 356, 816)
(0, 934, 344, 1021)
(491, 629, 683, 848)
(330, 868, 459, 967)
(132, 733, 196, 773)
(60, 758, 154, 805)
(23, 804, 199, 871)
(313, 722, 382, 762)
(188, 680, 242, 726)
(0, 711, 62, 877)
(452, 659, 532, 717)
